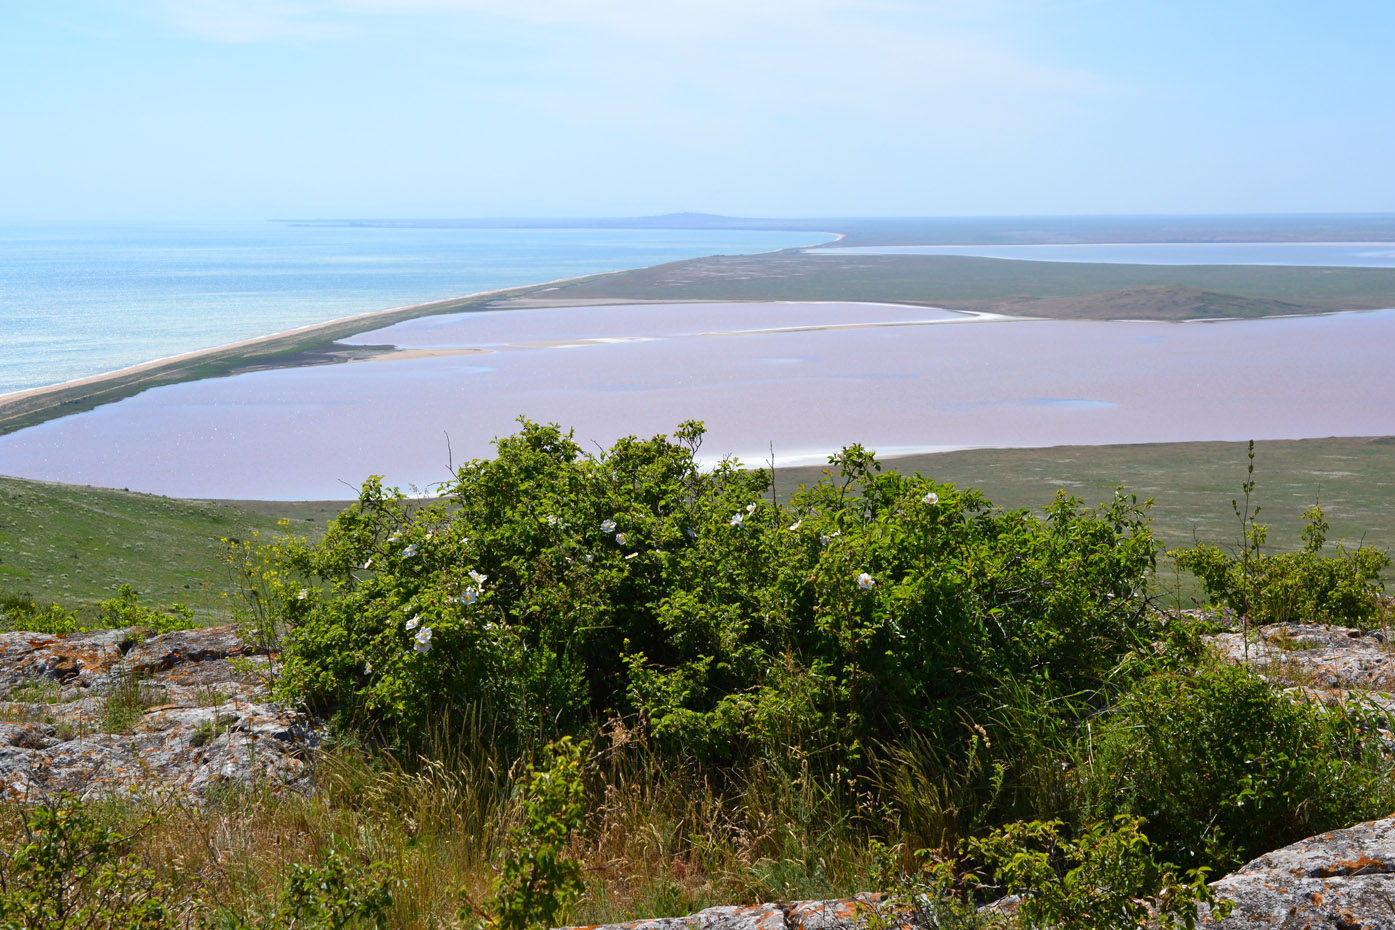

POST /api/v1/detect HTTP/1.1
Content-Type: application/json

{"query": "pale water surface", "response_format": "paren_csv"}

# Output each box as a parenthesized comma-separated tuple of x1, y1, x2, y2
(1, 302, 1392, 499)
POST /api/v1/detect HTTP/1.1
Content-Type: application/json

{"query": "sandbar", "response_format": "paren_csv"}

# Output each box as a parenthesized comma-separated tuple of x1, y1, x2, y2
(0, 270, 623, 436)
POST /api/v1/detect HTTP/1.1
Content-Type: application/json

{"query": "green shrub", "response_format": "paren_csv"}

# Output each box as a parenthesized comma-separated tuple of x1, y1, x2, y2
(968, 816, 1228, 930)
(246, 419, 1160, 776)
(1078, 662, 1395, 870)
(0, 794, 175, 930)
(462, 737, 588, 930)
(212, 851, 395, 930)
(0, 585, 197, 636)
(0, 592, 81, 635)
(97, 584, 197, 634)
(867, 845, 995, 930)
(1174, 442, 1388, 626)
(1175, 509, 1388, 627)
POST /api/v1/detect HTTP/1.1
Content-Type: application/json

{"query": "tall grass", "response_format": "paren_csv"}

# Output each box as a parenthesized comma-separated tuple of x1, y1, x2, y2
(1, 725, 919, 927)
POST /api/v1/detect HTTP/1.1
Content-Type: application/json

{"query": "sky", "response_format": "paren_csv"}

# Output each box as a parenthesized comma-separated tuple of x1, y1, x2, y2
(2, 1, 1393, 220)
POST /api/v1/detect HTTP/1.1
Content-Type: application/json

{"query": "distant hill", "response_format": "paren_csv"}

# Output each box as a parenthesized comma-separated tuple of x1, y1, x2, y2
(283, 212, 1395, 245)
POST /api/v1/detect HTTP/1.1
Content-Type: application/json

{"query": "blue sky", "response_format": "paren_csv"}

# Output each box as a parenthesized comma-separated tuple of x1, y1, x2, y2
(3, 1, 1393, 219)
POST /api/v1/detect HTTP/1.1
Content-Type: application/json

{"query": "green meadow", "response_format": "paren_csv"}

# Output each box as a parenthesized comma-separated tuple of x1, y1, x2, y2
(530, 250, 1395, 319)
(0, 476, 335, 619)
(779, 436, 1395, 554)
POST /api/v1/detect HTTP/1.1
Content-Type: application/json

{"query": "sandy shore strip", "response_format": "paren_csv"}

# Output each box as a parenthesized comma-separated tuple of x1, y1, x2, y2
(0, 270, 633, 436)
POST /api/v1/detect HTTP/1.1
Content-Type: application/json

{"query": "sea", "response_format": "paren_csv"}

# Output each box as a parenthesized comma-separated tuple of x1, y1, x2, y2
(0, 222, 833, 396)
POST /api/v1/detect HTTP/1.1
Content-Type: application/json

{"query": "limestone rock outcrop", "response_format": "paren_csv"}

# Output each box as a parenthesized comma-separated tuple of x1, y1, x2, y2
(1209, 622, 1395, 697)
(0, 626, 313, 799)
(1204, 815, 1395, 929)
(562, 895, 890, 930)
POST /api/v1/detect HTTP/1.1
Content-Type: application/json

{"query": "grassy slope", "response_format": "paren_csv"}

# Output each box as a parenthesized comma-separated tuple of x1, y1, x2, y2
(528, 252, 1395, 319)
(810, 213, 1395, 247)
(775, 435, 1395, 558)
(0, 476, 334, 619)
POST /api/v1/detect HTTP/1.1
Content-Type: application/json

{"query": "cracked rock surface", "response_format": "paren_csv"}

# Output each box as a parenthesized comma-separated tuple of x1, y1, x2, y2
(0, 626, 314, 799)
(1207, 622, 1395, 721)
(562, 895, 889, 930)
(1203, 816, 1395, 929)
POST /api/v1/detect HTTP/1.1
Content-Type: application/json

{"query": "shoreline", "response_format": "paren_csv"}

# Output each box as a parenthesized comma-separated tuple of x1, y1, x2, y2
(0, 233, 845, 437)
(0, 270, 623, 406)
(0, 268, 639, 437)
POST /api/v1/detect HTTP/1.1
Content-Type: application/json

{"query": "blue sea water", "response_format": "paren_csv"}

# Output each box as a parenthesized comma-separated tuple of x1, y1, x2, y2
(0, 222, 831, 395)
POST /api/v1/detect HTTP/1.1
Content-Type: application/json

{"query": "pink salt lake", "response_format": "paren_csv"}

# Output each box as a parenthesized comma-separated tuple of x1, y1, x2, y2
(1, 301, 1392, 500)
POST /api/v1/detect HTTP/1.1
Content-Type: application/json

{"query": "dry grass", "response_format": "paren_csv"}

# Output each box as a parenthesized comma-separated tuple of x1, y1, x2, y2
(0, 735, 916, 928)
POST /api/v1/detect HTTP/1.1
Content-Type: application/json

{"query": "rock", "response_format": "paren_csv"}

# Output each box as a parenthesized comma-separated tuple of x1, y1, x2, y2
(786, 895, 887, 930)
(697, 904, 787, 930)
(1204, 816, 1395, 928)
(0, 628, 135, 690)
(0, 625, 313, 800)
(560, 896, 894, 930)
(1205, 623, 1395, 724)
(1208, 623, 1395, 695)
